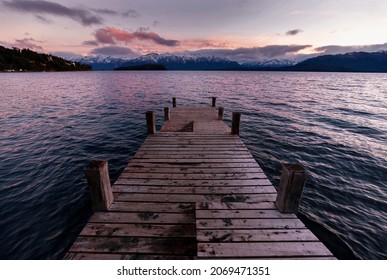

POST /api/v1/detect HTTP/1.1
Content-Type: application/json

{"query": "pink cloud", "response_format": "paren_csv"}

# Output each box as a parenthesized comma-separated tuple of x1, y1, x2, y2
(94, 27, 179, 47)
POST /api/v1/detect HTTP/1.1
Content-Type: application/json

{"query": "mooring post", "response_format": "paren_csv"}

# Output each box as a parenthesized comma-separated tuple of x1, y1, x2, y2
(212, 97, 216, 107)
(231, 112, 241, 135)
(164, 107, 170, 121)
(146, 111, 156, 134)
(275, 164, 307, 214)
(172, 97, 177, 108)
(218, 107, 224, 120)
(84, 160, 113, 212)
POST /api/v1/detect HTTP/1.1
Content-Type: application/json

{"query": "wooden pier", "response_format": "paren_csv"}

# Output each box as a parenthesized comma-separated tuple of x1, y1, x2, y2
(65, 98, 335, 260)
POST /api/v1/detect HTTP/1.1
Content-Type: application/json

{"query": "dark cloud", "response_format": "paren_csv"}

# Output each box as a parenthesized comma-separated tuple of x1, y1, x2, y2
(9, 38, 44, 51)
(258, 45, 310, 57)
(2, 0, 103, 26)
(92, 8, 119, 16)
(95, 27, 179, 47)
(92, 8, 140, 18)
(286, 29, 303, 36)
(315, 43, 387, 54)
(34, 14, 53, 23)
(190, 44, 312, 61)
(153, 20, 161, 27)
(136, 27, 150, 32)
(90, 45, 137, 56)
(122, 9, 140, 18)
(83, 40, 99, 46)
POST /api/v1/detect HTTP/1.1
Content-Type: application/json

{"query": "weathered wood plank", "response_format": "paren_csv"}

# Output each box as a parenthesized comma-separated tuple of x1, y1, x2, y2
(143, 140, 244, 145)
(118, 172, 269, 180)
(133, 154, 254, 160)
(89, 212, 194, 224)
(136, 148, 250, 152)
(197, 229, 320, 242)
(109, 202, 194, 213)
(64, 253, 194, 260)
(196, 218, 305, 229)
(197, 242, 333, 257)
(134, 152, 253, 157)
(69, 236, 196, 255)
(114, 178, 273, 186)
(135, 150, 251, 154)
(123, 167, 265, 174)
(128, 158, 258, 163)
(196, 209, 296, 219)
(113, 185, 277, 195)
(196, 256, 336, 260)
(114, 193, 278, 203)
(80, 223, 196, 238)
(126, 162, 261, 169)
(196, 202, 276, 210)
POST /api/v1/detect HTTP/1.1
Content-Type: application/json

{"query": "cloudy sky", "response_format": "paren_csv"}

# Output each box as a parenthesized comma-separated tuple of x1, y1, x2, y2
(1, 0, 387, 61)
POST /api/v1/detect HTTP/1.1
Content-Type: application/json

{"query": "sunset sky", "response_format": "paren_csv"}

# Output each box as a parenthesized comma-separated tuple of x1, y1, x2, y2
(1, 0, 387, 61)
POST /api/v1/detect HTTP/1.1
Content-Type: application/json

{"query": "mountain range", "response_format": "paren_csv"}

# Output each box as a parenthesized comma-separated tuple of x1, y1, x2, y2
(73, 51, 387, 72)
(73, 53, 297, 71)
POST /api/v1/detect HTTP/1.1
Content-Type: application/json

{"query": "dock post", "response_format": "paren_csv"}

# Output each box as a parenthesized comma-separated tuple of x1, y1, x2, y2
(212, 97, 216, 107)
(164, 107, 170, 121)
(146, 111, 156, 134)
(172, 97, 177, 108)
(218, 107, 224, 120)
(275, 164, 307, 213)
(84, 160, 113, 212)
(231, 112, 241, 135)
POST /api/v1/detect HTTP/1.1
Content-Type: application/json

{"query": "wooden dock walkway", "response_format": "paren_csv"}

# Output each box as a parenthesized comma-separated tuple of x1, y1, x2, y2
(65, 100, 335, 260)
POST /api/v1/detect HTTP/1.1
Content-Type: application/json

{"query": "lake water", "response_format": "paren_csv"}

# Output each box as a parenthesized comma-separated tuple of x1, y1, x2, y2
(0, 71, 386, 259)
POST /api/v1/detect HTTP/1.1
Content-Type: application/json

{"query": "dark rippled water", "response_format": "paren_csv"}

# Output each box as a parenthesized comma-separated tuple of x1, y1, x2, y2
(0, 71, 386, 259)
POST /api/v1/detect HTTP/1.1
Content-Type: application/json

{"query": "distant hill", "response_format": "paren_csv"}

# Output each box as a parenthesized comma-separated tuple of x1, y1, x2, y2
(284, 51, 387, 72)
(0, 46, 91, 72)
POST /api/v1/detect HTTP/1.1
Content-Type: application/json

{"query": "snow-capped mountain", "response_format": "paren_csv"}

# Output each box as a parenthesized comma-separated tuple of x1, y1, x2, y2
(72, 53, 296, 70)
(241, 58, 297, 69)
(73, 55, 133, 70)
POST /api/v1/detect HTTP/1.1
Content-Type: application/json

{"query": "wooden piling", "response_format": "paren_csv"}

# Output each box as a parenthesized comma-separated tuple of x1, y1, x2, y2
(231, 112, 241, 135)
(172, 97, 177, 108)
(212, 97, 216, 107)
(84, 160, 113, 212)
(275, 164, 307, 213)
(164, 107, 170, 121)
(218, 107, 224, 120)
(146, 111, 156, 134)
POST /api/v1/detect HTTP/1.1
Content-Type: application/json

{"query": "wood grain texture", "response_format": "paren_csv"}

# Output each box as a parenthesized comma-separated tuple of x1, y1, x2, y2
(197, 242, 333, 258)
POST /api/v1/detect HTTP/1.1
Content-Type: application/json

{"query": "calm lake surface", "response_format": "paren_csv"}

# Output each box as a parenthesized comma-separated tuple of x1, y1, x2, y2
(0, 71, 386, 259)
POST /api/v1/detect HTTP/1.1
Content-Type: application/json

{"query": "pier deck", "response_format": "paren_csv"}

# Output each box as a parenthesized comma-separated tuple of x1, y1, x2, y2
(65, 104, 335, 260)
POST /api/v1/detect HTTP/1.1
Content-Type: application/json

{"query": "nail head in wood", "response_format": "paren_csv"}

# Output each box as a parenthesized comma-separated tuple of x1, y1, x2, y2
(218, 107, 224, 120)
(231, 112, 241, 135)
(275, 164, 307, 214)
(146, 110, 156, 134)
(164, 107, 170, 121)
(84, 160, 113, 212)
